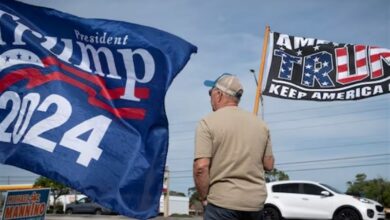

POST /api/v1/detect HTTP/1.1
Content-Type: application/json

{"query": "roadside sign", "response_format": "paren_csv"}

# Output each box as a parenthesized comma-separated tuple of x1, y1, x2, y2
(1, 188, 50, 220)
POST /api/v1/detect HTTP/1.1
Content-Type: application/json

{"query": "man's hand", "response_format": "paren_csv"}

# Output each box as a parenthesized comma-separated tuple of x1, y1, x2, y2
(263, 155, 274, 171)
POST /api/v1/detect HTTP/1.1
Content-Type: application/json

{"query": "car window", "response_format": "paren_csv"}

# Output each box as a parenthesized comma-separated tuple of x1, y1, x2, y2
(320, 183, 343, 194)
(272, 183, 299, 194)
(78, 198, 87, 204)
(302, 183, 325, 195)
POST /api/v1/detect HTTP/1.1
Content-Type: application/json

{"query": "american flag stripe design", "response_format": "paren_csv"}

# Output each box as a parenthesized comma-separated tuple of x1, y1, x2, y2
(355, 45, 368, 77)
(336, 46, 370, 84)
(335, 47, 349, 79)
(370, 47, 390, 79)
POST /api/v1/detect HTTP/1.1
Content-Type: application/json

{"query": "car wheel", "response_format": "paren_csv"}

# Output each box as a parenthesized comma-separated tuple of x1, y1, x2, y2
(95, 209, 103, 215)
(264, 206, 282, 220)
(333, 208, 361, 220)
(65, 209, 73, 215)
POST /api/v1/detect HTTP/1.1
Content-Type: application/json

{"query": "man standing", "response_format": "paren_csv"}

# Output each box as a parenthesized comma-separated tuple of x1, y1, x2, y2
(193, 73, 274, 220)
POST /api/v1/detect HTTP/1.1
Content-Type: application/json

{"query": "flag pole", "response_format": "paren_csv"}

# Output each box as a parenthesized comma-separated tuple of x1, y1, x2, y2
(253, 25, 271, 116)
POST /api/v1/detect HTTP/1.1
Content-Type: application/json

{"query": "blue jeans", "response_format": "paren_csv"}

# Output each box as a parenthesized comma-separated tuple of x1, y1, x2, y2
(204, 203, 264, 220)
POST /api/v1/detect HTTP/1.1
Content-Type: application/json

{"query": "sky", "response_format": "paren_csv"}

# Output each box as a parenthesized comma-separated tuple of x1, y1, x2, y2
(0, 0, 389, 196)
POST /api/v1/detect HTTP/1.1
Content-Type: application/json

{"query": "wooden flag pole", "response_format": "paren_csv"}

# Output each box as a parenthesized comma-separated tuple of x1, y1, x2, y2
(253, 25, 271, 115)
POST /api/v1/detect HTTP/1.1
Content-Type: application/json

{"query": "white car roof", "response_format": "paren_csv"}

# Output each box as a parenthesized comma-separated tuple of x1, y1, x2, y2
(266, 180, 322, 185)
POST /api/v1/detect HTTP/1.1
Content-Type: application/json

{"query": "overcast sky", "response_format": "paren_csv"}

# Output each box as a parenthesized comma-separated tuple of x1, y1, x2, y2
(1, 0, 389, 195)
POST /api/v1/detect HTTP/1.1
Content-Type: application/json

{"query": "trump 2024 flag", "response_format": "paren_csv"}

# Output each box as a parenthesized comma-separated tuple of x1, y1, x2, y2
(263, 32, 390, 101)
(0, 1, 197, 219)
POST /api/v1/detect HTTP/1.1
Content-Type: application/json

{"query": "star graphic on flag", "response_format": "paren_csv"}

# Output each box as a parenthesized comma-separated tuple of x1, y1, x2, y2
(305, 73, 311, 77)
(305, 64, 312, 69)
(297, 50, 302, 56)
(314, 45, 320, 51)
(322, 81, 329, 86)
(0, 49, 44, 71)
(323, 61, 329, 67)
(304, 81, 310, 85)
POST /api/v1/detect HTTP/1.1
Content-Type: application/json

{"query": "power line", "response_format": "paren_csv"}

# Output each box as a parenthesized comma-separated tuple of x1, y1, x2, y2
(169, 154, 390, 174)
(264, 97, 389, 116)
(273, 115, 388, 132)
(275, 140, 389, 153)
(169, 112, 389, 136)
(169, 125, 385, 145)
(168, 141, 389, 161)
(267, 107, 387, 124)
(284, 162, 390, 173)
(0, 176, 37, 179)
(169, 162, 390, 179)
(277, 153, 390, 165)
(170, 170, 192, 173)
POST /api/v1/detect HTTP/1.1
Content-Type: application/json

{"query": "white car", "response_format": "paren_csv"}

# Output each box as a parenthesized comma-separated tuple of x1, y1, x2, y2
(264, 180, 385, 220)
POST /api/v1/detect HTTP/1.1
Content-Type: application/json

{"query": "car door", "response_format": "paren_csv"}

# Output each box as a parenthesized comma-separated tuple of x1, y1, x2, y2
(76, 198, 88, 213)
(82, 198, 96, 213)
(299, 183, 335, 219)
(76, 197, 93, 213)
(271, 183, 304, 218)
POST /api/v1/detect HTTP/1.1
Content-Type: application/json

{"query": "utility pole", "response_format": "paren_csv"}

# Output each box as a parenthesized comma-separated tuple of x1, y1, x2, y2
(163, 166, 169, 217)
(250, 69, 265, 119)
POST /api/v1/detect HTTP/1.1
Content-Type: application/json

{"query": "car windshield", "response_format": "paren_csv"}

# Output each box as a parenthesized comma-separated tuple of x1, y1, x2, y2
(319, 183, 343, 194)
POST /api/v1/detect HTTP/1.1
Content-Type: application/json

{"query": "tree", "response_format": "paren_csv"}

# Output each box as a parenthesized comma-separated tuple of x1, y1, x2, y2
(346, 173, 390, 207)
(187, 187, 203, 215)
(265, 168, 289, 182)
(188, 187, 199, 204)
(34, 176, 70, 213)
(346, 173, 367, 197)
(169, 190, 186, 197)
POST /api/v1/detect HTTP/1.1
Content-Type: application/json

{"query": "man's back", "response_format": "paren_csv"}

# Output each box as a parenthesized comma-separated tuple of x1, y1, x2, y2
(195, 106, 273, 211)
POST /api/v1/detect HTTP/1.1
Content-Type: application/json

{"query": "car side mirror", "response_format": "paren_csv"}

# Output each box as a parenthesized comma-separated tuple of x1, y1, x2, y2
(321, 191, 331, 197)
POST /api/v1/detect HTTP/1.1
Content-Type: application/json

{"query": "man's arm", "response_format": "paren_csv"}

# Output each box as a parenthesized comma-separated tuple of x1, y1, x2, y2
(263, 155, 274, 171)
(193, 157, 210, 202)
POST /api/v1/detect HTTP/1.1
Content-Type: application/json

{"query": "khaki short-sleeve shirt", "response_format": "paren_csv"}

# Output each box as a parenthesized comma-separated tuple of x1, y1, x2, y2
(195, 106, 273, 211)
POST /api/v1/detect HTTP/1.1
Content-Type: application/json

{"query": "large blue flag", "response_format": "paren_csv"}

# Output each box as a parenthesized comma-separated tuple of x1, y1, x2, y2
(0, 1, 196, 219)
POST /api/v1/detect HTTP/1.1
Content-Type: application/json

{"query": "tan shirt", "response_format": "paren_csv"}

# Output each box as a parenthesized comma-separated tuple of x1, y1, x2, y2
(195, 106, 273, 211)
